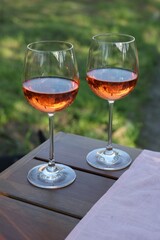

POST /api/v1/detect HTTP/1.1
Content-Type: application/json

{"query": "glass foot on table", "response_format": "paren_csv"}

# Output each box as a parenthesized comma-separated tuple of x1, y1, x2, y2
(86, 148, 132, 171)
(27, 163, 76, 189)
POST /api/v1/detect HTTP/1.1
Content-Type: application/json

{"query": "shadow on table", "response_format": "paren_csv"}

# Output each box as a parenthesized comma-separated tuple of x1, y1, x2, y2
(0, 154, 24, 172)
(0, 130, 47, 172)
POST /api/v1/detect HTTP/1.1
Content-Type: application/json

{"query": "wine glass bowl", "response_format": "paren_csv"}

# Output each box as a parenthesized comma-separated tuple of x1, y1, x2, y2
(86, 33, 139, 170)
(23, 41, 79, 188)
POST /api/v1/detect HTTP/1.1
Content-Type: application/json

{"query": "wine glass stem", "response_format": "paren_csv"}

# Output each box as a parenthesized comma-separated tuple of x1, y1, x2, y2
(106, 100, 114, 152)
(48, 113, 55, 167)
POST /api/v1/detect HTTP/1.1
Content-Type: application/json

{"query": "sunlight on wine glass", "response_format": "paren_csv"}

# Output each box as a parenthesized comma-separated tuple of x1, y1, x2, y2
(23, 41, 79, 189)
(86, 33, 139, 170)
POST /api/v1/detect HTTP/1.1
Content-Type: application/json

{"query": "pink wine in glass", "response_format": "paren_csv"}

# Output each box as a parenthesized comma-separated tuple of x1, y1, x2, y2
(23, 77, 79, 113)
(86, 68, 138, 101)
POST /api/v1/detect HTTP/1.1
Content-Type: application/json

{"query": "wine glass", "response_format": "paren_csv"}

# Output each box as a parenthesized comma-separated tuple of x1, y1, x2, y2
(22, 41, 80, 188)
(86, 33, 139, 170)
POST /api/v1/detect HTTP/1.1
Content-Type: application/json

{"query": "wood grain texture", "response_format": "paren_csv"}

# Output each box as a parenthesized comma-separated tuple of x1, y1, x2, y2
(0, 159, 115, 219)
(0, 195, 79, 240)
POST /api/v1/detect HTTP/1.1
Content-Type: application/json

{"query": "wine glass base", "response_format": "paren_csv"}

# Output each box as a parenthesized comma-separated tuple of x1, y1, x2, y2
(27, 163, 76, 189)
(86, 148, 132, 171)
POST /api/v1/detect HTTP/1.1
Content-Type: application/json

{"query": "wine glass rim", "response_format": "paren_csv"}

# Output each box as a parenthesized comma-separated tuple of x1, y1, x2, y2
(92, 33, 135, 44)
(27, 40, 74, 52)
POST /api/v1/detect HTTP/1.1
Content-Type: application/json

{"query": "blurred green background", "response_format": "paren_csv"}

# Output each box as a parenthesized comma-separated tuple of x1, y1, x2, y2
(0, 0, 160, 161)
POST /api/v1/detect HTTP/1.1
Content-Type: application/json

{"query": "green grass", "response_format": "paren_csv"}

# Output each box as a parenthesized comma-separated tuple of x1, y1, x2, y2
(0, 0, 159, 156)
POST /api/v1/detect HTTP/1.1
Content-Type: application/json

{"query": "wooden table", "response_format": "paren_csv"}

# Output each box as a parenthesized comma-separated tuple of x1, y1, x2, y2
(0, 132, 142, 240)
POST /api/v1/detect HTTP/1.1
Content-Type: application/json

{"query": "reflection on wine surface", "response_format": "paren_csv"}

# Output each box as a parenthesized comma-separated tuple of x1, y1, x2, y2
(86, 68, 138, 101)
(23, 77, 79, 113)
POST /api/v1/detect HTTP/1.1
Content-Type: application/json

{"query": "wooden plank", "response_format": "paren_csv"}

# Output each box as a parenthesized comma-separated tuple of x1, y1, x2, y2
(35, 132, 142, 179)
(0, 195, 79, 240)
(0, 159, 115, 219)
